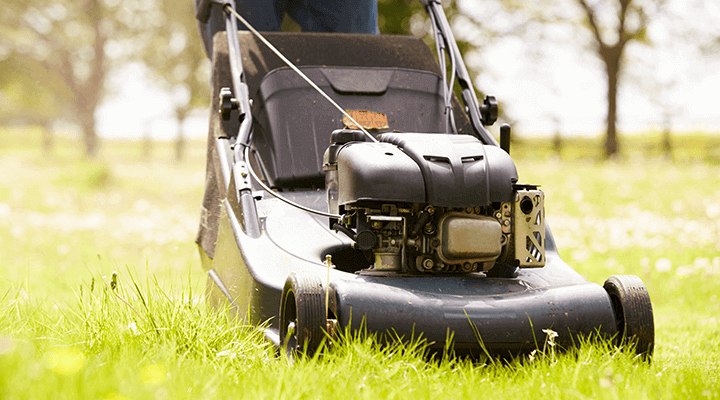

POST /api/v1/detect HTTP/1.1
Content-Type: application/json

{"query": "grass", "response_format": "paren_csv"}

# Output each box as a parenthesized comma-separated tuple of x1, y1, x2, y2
(1, 126, 719, 399)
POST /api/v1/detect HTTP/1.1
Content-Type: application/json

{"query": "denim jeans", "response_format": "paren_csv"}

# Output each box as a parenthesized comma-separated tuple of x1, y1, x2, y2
(195, 0, 379, 57)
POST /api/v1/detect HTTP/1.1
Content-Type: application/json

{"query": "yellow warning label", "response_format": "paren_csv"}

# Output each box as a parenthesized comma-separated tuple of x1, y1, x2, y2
(343, 110, 389, 130)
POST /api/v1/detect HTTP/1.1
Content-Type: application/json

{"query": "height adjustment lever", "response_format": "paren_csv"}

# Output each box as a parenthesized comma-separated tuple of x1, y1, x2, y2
(219, 87, 240, 121)
(480, 95, 498, 126)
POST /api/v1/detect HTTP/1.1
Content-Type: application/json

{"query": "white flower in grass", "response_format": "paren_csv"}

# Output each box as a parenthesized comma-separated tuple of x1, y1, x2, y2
(0, 203, 10, 218)
(542, 328, 558, 347)
(655, 258, 672, 273)
(671, 200, 684, 214)
(128, 322, 139, 335)
(675, 265, 693, 277)
(0, 336, 14, 355)
(706, 203, 720, 219)
(571, 249, 591, 263)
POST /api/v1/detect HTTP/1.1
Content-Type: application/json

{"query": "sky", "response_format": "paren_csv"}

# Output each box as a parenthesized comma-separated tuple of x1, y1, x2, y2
(95, 0, 720, 141)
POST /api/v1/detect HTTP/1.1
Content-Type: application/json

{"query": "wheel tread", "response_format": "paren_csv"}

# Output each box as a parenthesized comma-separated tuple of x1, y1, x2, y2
(280, 272, 327, 357)
(604, 275, 655, 359)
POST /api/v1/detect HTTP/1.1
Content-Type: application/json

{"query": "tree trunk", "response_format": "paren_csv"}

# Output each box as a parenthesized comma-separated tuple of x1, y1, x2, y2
(605, 60, 620, 158)
(552, 116, 562, 156)
(80, 110, 99, 158)
(79, 0, 105, 159)
(175, 110, 187, 162)
(602, 45, 623, 159)
(663, 112, 673, 161)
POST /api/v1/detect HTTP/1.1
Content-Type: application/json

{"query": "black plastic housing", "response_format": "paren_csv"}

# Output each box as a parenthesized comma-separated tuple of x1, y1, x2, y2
(254, 67, 446, 186)
(331, 133, 518, 210)
(336, 142, 426, 207)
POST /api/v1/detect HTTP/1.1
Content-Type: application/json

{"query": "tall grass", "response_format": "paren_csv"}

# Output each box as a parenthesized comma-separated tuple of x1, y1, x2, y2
(2, 269, 717, 399)
(0, 268, 275, 399)
(1, 129, 719, 398)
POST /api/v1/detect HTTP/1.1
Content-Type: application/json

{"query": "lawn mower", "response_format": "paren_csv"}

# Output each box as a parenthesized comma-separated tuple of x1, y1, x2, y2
(193, 0, 654, 359)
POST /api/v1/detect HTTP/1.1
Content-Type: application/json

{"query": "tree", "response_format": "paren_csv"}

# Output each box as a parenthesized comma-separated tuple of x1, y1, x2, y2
(379, 0, 526, 67)
(140, 0, 209, 162)
(0, 0, 160, 158)
(573, 0, 666, 157)
(0, 56, 66, 153)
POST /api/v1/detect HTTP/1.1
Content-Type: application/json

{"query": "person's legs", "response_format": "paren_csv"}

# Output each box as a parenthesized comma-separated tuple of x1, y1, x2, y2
(195, 0, 379, 57)
(195, 0, 288, 57)
(286, 0, 379, 34)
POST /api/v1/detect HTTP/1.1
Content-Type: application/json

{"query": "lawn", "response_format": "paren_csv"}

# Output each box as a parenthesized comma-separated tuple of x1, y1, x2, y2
(1, 127, 718, 399)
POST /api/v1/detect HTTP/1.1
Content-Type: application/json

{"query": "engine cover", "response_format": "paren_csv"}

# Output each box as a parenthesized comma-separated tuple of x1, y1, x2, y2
(326, 132, 518, 213)
(379, 133, 517, 207)
(323, 131, 542, 274)
(335, 142, 426, 207)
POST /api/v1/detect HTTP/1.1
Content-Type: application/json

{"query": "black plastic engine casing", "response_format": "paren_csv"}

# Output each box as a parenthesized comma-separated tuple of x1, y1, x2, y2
(335, 142, 426, 207)
(332, 133, 518, 210)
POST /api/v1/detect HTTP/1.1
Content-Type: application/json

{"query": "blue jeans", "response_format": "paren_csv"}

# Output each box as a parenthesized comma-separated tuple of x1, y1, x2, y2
(196, 0, 379, 56)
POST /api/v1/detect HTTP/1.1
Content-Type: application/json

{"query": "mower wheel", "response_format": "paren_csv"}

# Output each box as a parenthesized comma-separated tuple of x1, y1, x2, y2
(279, 272, 327, 358)
(603, 275, 655, 360)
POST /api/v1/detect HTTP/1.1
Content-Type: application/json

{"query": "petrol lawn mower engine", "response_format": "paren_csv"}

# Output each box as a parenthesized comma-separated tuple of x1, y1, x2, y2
(324, 130, 546, 274)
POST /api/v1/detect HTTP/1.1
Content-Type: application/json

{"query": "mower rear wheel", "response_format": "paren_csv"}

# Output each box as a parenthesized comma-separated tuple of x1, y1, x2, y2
(603, 275, 654, 360)
(279, 272, 326, 358)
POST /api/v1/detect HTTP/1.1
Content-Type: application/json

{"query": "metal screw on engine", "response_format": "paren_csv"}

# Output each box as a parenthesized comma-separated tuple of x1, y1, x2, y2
(466, 207, 473, 213)
(426, 206, 435, 215)
(474, 207, 482, 214)
(495, 212, 502, 219)
(422, 258, 435, 270)
(430, 238, 440, 248)
(503, 220, 510, 226)
(424, 223, 435, 235)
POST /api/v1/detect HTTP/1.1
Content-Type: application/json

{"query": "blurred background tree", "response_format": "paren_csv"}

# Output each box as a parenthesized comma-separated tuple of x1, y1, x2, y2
(0, 0, 163, 158)
(140, 0, 209, 162)
(498, 0, 669, 158)
(1, 0, 718, 160)
(574, 0, 668, 158)
(0, 57, 67, 153)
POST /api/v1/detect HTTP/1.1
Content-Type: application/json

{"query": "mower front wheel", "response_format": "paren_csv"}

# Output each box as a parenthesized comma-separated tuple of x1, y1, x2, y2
(279, 272, 327, 358)
(603, 275, 655, 360)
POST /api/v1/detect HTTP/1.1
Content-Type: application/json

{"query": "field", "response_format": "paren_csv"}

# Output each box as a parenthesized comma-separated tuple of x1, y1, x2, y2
(1, 127, 719, 399)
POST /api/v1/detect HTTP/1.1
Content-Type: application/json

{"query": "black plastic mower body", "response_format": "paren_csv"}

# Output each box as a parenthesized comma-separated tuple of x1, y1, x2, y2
(197, 30, 651, 358)
(209, 188, 617, 355)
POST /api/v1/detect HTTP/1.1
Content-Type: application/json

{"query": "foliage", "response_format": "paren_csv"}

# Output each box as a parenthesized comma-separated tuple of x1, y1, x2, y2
(0, 57, 66, 124)
(140, 0, 210, 161)
(0, 0, 166, 157)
